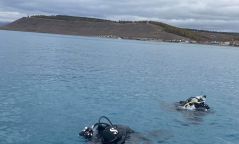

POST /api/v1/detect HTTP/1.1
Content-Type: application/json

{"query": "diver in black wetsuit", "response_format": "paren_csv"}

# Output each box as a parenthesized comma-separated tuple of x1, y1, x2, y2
(177, 95, 210, 111)
(79, 116, 134, 144)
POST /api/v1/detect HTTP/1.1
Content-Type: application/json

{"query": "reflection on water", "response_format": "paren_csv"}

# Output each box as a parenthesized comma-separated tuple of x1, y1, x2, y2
(178, 110, 212, 124)
(125, 129, 173, 144)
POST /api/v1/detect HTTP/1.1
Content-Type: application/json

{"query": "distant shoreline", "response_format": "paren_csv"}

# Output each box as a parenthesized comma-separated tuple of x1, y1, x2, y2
(1, 29, 238, 49)
(1, 15, 239, 47)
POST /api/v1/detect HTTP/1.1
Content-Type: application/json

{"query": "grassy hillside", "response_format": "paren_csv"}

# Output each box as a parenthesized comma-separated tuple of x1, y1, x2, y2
(1, 15, 239, 42)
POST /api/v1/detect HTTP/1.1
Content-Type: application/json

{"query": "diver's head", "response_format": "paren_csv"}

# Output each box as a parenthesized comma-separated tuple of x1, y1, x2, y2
(102, 126, 121, 144)
(79, 127, 93, 139)
(202, 95, 207, 101)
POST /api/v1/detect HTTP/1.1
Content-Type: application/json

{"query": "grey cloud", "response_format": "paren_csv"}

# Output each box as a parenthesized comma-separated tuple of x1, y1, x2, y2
(0, 0, 239, 32)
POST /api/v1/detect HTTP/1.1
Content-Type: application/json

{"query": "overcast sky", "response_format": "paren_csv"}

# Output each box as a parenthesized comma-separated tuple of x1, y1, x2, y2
(0, 0, 239, 32)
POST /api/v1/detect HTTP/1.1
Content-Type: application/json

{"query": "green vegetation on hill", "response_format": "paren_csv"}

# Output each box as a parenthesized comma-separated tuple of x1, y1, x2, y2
(149, 21, 208, 41)
(31, 15, 211, 41)
(1, 15, 239, 43)
(32, 15, 111, 22)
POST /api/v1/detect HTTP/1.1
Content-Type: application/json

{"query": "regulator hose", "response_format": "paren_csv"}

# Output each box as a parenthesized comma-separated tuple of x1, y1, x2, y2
(92, 116, 114, 129)
(98, 116, 114, 126)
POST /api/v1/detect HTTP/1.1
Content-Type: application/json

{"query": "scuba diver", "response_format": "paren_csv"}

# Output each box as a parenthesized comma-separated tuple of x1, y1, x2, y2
(79, 116, 134, 144)
(176, 95, 210, 111)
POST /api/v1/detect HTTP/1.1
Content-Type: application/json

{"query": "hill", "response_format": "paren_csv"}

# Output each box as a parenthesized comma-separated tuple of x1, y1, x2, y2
(1, 15, 239, 44)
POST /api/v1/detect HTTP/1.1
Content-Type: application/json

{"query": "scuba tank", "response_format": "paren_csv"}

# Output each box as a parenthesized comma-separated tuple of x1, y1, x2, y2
(79, 116, 133, 144)
(101, 125, 122, 143)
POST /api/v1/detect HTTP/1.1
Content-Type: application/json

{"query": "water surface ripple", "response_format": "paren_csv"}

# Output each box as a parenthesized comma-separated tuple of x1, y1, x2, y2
(0, 30, 239, 144)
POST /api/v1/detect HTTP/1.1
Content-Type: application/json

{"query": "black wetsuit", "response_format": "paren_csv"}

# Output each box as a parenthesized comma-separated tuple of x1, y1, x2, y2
(91, 125, 134, 144)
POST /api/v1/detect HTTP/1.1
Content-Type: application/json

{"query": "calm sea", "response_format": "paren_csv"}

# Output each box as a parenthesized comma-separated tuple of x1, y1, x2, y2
(0, 30, 239, 144)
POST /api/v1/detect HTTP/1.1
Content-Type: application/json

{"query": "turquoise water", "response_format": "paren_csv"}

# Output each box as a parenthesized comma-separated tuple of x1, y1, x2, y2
(0, 30, 239, 144)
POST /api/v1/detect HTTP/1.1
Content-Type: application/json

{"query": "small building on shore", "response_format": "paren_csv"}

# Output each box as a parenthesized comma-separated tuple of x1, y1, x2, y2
(230, 41, 239, 46)
(221, 41, 230, 46)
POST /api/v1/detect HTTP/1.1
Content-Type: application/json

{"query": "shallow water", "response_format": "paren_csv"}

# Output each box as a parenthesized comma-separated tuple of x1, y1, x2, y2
(0, 30, 239, 144)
